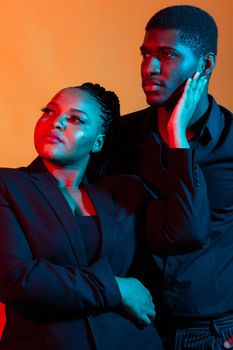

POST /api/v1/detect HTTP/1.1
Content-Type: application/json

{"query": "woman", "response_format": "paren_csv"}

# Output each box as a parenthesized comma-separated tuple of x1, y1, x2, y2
(0, 83, 163, 350)
(0, 81, 210, 349)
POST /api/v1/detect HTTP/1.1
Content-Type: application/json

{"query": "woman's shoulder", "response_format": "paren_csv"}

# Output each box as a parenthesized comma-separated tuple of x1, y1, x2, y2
(0, 165, 31, 191)
(0, 158, 43, 182)
(0, 164, 28, 175)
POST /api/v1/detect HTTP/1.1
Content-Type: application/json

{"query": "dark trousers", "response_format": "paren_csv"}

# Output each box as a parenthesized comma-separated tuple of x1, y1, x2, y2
(163, 314, 233, 350)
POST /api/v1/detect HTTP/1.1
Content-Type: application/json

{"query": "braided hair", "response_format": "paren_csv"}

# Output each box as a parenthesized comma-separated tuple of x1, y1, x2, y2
(74, 82, 121, 182)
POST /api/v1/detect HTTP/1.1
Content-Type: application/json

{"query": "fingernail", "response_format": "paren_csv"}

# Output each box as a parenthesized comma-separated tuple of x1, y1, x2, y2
(223, 336, 233, 349)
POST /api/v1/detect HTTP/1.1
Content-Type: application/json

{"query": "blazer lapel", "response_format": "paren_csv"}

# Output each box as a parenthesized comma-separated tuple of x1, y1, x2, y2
(28, 158, 87, 267)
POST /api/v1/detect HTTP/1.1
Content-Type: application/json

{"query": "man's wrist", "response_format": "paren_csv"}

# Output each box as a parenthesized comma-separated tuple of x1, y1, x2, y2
(167, 127, 190, 148)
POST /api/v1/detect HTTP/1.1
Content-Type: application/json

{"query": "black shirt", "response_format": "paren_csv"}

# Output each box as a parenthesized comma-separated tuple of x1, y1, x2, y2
(118, 96, 233, 319)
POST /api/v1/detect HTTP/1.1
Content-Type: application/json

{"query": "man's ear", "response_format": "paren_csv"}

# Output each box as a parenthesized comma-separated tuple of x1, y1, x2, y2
(92, 134, 106, 153)
(199, 53, 216, 76)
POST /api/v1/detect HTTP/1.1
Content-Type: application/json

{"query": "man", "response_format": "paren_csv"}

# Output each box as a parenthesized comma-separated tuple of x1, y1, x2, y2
(112, 5, 233, 350)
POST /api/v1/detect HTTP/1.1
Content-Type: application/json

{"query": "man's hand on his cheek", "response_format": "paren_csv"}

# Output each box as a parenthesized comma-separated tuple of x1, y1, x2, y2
(167, 72, 207, 148)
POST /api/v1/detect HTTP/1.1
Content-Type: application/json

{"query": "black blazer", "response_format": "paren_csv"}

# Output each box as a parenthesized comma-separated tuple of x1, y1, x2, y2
(0, 158, 162, 350)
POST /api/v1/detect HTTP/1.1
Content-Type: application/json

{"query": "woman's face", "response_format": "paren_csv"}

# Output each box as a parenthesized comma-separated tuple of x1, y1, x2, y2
(34, 88, 105, 167)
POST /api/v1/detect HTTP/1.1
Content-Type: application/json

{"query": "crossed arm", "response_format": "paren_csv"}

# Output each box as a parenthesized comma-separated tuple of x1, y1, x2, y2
(0, 185, 155, 326)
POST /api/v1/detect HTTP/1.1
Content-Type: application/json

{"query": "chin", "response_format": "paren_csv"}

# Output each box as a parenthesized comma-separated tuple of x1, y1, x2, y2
(145, 93, 166, 107)
(36, 149, 59, 164)
(146, 90, 182, 110)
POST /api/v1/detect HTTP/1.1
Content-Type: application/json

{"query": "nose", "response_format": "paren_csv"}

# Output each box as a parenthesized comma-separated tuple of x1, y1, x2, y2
(51, 114, 67, 130)
(144, 56, 161, 76)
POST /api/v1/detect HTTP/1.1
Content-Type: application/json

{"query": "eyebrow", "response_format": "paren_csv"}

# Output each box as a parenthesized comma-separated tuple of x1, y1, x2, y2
(140, 45, 180, 54)
(47, 102, 58, 107)
(69, 108, 89, 118)
(140, 45, 178, 51)
(140, 45, 146, 52)
(47, 102, 89, 118)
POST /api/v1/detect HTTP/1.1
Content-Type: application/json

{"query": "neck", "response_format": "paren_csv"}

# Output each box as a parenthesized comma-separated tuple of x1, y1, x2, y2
(43, 158, 89, 189)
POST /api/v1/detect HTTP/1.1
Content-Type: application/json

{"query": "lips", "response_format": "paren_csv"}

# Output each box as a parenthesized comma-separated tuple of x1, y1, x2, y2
(44, 132, 63, 143)
(142, 79, 165, 92)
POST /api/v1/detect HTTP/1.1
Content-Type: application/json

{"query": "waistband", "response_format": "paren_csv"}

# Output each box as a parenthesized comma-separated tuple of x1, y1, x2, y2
(174, 313, 233, 329)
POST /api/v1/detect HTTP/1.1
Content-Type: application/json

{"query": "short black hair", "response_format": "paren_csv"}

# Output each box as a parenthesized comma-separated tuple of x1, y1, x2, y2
(145, 5, 218, 56)
(73, 83, 121, 182)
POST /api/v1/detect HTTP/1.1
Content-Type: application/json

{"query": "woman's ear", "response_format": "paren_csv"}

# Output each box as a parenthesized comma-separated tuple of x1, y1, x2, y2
(200, 53, 216, 76)
(92, 134, 106, 153)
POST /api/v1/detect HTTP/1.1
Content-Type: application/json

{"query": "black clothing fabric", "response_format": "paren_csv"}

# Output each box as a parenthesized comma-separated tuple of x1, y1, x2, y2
(0, 159, 164, 350)
(74, 216, 100, 264)
(115, 96, 233, 320)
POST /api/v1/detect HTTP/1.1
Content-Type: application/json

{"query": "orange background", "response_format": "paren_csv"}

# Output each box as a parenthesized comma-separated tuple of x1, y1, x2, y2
(0, 0, 232, 337)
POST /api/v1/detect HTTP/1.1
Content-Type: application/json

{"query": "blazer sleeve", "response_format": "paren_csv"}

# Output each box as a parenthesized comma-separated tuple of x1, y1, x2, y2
(0, 183, 121, 317)
(146, 148, 211, 254)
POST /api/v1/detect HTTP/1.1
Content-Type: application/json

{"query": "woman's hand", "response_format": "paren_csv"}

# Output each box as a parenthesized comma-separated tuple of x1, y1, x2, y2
(115, 277, 156, 327)
(167, 72, 207, 148)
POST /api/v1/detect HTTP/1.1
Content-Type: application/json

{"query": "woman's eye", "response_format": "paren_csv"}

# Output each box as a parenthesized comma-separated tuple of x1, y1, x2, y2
(67, 115, 83, 124)
(41, 107, 55, 116)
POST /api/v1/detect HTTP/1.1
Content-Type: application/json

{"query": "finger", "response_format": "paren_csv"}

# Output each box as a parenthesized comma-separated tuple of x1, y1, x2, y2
(143, 293, 155, 308)
(190, 71, 201, 89)
(192, 76, 207, 104)
(137, 314, 152, 327)
(147, 308, 156, 321)
(224, 336, 233, 349)
(141, 302, 156, 320)
(191, 71, 201, 82)
(194, 74, 207, 90)
(197, 76, 208, 94)
(189, 72, 202, 96)
(146, 291, 153, 303)
(191, 71, 201, 79)
(185, 74, 206, 110)
(179, 78, 192, 102)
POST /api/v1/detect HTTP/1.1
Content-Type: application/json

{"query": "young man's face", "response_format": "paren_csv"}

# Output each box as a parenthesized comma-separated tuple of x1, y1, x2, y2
(140, 28, 202, 107)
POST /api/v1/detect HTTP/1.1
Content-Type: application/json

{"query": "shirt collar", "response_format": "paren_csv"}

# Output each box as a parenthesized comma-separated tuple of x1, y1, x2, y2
(195, 95, 224, 147)
(147, 95, 224, 150)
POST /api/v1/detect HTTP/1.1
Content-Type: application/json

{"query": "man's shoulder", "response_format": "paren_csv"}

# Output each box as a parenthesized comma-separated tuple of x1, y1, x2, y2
(219, 104, 233, 120)
(121, 106, 152, 127)
(217, 103, 233, 136)
(123, 106, 151, 118)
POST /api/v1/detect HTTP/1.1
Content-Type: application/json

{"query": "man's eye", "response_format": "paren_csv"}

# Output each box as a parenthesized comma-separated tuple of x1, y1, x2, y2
(161, 51, 176, 59)
(41, 107, 55, 116)
(141, 52, 151, 59)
